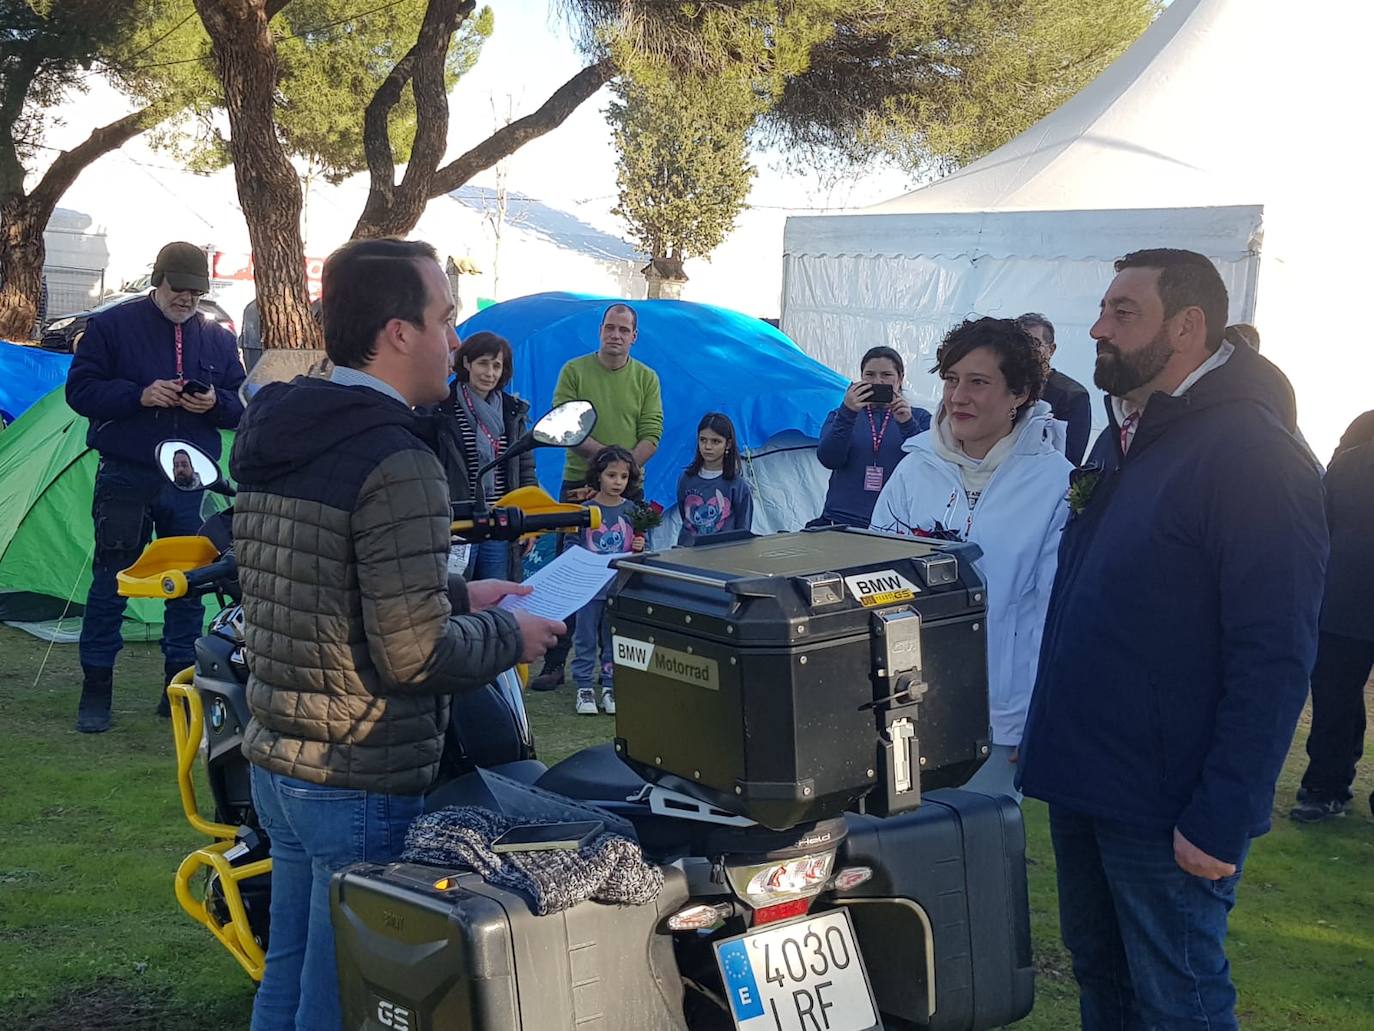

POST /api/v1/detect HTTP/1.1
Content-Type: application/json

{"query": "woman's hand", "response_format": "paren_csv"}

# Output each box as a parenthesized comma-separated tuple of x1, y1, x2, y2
(843, 381, 873, 413)
(890, 395, 913, 424)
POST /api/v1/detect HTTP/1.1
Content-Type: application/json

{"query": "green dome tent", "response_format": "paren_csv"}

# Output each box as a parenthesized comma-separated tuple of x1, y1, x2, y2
(0, 388, 229, 639)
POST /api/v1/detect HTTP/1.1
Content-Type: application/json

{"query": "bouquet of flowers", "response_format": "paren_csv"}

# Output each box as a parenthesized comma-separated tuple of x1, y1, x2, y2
(628, 500, 665, 534)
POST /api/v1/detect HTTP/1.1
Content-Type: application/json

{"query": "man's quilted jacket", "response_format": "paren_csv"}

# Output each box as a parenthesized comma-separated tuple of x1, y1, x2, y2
(229, 376, 523, 794)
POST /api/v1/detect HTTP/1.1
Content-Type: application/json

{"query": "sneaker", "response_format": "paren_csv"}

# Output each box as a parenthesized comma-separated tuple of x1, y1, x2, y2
(1289, 796, 1351, 823)
(575, 687, 598, 715)
(600, 689, 616, 715)
(529, 664, 565, 692)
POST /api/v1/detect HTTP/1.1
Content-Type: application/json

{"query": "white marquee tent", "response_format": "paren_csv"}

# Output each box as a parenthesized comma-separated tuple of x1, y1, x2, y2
(781, 0, 1371, 461)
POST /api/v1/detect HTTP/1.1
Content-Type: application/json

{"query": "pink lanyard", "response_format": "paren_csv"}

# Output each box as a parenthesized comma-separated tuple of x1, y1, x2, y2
(174, 323, 184, 380)
(866, 407, 892, 458)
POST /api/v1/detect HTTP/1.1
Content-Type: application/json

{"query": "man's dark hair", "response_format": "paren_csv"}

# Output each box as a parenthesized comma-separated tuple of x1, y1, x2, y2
(860, 345, 904, 379)
(601, 303, 637, 332)
(932, 317, 1046, 410)
(321, 238, 439, 368)
(584, 444, 642, 492)
(1017, 312, 1055, 346)
(1115, 248, 1228, 352)
(454, 331, 514, 390)
(174, 449, 190, 462)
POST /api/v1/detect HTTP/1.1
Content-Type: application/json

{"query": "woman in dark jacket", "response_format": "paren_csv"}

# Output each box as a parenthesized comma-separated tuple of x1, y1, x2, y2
(813, 345, 932, 527)
(438, 331, 538, 580)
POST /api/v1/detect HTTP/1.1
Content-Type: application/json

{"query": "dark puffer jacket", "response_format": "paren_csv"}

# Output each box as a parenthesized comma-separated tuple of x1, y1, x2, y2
(230, 376, 523, 794)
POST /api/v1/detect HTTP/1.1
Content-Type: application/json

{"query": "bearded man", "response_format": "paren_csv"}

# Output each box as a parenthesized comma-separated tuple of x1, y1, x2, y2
(1017, 248, 1328, 1030)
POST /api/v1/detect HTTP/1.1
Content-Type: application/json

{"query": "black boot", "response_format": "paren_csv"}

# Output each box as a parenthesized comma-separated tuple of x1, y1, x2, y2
(158, 660, 188, 718)
(75, 665, 114, 733)
(528, 663, 565, 692)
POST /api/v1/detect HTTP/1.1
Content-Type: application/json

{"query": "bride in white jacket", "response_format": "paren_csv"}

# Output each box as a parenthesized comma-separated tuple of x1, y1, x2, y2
(870, 317, 1073, 801)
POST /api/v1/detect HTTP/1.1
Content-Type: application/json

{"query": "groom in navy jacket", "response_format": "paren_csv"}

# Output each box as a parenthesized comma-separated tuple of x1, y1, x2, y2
(1018, 249, 1327, 1030)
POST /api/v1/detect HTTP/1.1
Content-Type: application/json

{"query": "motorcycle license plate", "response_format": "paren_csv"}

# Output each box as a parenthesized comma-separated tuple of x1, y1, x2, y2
(713, 909, 880, 1031)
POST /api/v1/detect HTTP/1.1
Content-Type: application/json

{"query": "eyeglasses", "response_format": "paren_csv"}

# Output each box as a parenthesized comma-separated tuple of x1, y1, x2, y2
(170, 287, 207, 299)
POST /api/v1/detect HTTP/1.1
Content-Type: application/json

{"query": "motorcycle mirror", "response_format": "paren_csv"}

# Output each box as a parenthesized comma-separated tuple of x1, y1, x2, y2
(156, 440, 221, 493)
(475, 401, 599, 487)
(531, 400, 597, 449)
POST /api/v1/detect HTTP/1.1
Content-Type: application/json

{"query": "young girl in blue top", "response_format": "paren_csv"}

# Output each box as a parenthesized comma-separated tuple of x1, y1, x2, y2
(676, 412, 754, 546)
(571, 446, 644, 715)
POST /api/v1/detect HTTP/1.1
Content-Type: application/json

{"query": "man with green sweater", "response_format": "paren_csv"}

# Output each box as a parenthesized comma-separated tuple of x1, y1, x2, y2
(530, 302, 663, 690)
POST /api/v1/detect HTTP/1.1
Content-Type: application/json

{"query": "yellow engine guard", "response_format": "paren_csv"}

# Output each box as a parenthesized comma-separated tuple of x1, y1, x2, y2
(449, 485, 601, 536)
(117, 536, 220, 600)
(167, 668, 268, 981)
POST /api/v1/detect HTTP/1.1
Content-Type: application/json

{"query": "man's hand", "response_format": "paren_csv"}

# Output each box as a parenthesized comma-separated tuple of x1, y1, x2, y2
(467, 580, 530, 611)
(1173, 828, 1236, 880)
(565, 486, 596, 502)
(179, 384, 217, 414)
(513, 611, 565, 663)
(141, 380, 184, 408)
(843, 381, 874, 413)
(573, 434, 606, 460)
(1008, 747, 1019, 764)
(891, 395, 914, 424)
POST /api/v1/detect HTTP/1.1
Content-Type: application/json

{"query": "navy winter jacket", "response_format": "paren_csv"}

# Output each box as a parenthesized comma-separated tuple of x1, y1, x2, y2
(1018, 344, 1328, 864)
(66, 294, 246, 467)
(816, 401, 931, 526)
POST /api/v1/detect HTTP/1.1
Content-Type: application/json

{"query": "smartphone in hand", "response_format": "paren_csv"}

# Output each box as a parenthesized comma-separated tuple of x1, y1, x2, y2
(866, 383, 894, 405)
(181, 379, 211, 397)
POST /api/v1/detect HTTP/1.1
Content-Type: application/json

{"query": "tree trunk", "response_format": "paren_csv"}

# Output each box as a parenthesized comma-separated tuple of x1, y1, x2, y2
(352, 52, 615, 240)
(0, 196, 45, 340)
(0, 108, 154, 341)
(194, 0, 319, 352)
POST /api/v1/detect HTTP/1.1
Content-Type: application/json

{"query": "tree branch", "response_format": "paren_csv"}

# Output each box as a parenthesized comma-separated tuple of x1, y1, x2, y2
(353, 0, 474, 238)
(28, 107, 156, 214)
(0, 51, 42, 201)
(429, 57, 614, 198)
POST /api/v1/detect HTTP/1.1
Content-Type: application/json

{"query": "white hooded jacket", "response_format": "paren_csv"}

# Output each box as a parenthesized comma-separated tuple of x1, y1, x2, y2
(869, 400, 1072, 746)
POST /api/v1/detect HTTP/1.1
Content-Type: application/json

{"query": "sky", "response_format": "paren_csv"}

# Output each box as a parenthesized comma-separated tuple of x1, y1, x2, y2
(35, 1, 912, 242)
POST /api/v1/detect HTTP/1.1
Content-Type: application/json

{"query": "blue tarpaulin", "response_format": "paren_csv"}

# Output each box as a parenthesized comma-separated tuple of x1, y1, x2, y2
(0, 341, 71, 426)
(456, 293, 846, 507)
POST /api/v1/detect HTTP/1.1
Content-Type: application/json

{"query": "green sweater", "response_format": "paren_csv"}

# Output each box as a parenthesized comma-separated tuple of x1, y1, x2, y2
(552, 354, 664, 483)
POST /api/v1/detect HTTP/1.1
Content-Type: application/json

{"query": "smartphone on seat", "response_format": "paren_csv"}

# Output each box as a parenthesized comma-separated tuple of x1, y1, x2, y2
(490, 821, 605, 853)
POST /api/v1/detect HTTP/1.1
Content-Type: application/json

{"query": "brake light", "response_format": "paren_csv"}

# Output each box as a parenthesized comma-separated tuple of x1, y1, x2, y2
(727, 852, 835, 907)
(753, 898, 812, 926)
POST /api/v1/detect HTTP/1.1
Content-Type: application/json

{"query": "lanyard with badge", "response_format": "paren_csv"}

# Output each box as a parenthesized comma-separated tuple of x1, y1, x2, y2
(863, 406, 892, 492)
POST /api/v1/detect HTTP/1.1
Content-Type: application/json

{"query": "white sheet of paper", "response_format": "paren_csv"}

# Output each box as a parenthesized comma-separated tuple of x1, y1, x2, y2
(498, 546, 624, 621)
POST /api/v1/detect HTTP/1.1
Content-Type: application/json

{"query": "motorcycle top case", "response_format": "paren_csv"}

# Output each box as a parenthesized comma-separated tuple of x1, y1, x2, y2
(608, 528, 990, 830)
(333, 861, 690, 1031)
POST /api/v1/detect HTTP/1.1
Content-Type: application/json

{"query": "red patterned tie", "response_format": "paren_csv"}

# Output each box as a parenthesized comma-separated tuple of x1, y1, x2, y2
(1119, 411, 1140, 455)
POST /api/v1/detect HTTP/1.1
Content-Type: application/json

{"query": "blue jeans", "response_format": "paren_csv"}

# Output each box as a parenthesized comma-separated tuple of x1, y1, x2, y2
(471, 539, 515, 581)
(79, 458, 206, 668)
(570, 597, 613, 690)
(1050, 806, 1249, 1031)
(249, 766, 424, 1031)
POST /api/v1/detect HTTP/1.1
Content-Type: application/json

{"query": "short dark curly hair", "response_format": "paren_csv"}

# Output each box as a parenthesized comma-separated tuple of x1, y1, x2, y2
(932, 317, 1046, 412)
(585, 445, 642, 493)
(454, 331, 514, 390)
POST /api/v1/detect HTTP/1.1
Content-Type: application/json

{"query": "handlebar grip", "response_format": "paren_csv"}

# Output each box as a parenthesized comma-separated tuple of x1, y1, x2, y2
(183, 556, 237, 590)
(520, 510, 594, 534)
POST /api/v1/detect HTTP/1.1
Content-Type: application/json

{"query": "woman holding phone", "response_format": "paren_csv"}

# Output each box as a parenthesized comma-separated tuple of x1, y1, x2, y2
(813, 346, 932, 527)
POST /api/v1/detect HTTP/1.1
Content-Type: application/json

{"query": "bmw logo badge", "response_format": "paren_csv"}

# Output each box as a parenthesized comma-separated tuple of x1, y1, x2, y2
(209, 698, 227, 732)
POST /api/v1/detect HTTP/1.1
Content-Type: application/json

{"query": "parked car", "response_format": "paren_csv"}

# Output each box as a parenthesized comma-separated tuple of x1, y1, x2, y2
(39, 293, 236, 354)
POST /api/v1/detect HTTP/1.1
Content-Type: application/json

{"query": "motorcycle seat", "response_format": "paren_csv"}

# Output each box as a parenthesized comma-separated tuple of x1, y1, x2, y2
(535, 743, 648, 803)
(425, 760, 548, 813)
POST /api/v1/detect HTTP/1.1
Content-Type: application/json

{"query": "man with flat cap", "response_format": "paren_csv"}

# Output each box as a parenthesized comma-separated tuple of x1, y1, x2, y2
(66, 241, 246, 732)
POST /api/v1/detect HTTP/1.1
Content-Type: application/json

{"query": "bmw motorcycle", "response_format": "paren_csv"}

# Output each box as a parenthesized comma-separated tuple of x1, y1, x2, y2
(121, 400, 1035, 1031)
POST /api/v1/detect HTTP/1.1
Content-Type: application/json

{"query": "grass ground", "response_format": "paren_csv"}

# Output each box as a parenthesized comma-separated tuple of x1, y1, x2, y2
(1, 626, 1371, 1029)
